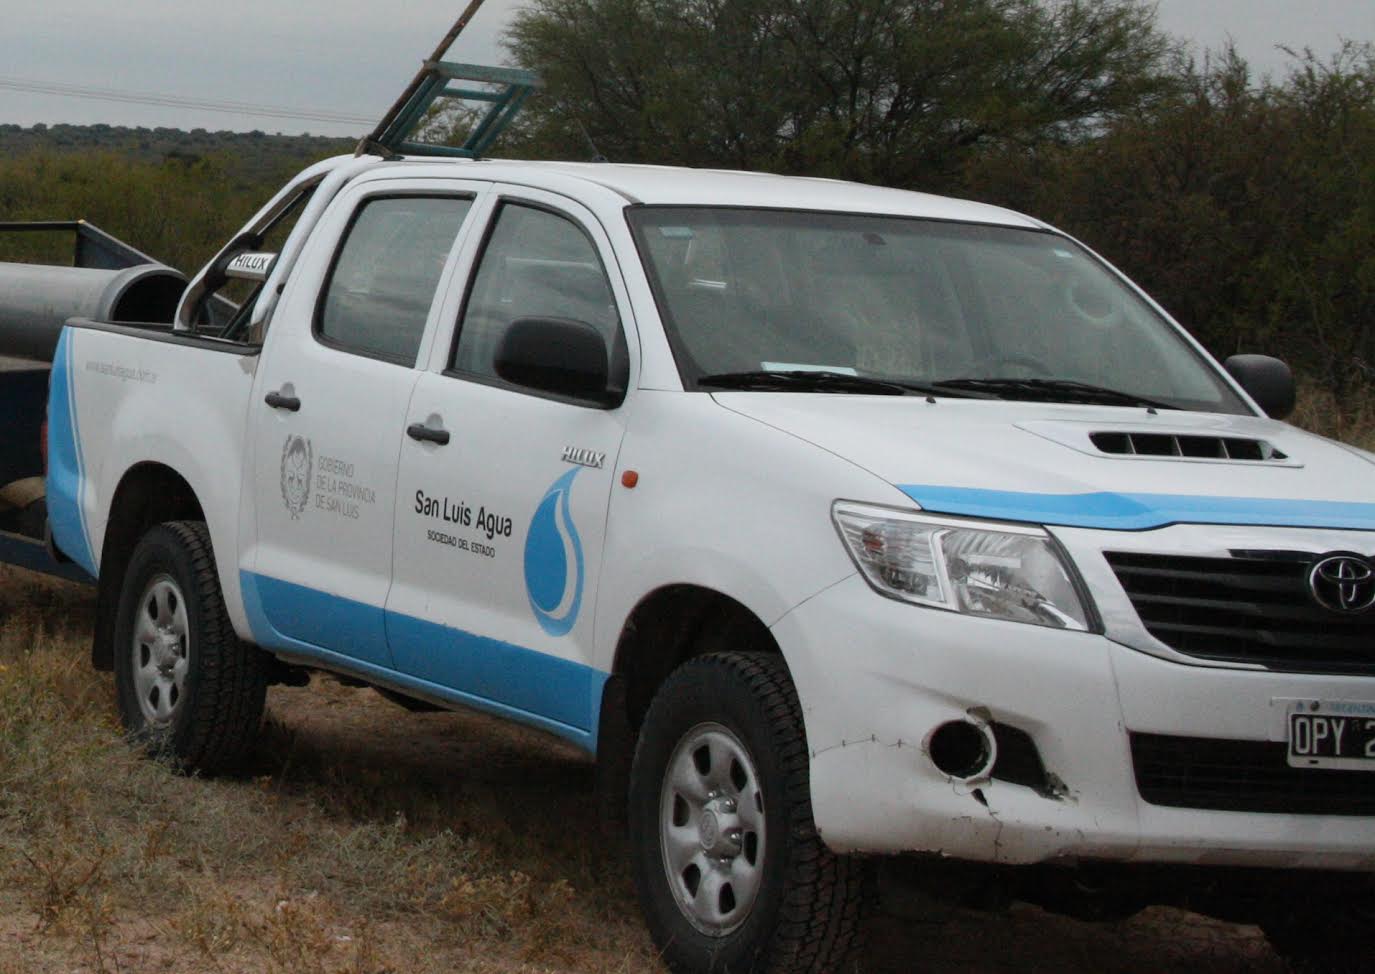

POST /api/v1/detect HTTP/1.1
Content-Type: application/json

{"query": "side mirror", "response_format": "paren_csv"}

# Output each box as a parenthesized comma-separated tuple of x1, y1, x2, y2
(495, 316, 618, 406)
(1224, 354, 1295, 420)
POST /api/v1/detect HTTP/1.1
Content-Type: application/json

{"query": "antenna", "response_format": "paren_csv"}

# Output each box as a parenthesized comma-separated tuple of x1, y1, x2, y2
(573, 114, 608, 163)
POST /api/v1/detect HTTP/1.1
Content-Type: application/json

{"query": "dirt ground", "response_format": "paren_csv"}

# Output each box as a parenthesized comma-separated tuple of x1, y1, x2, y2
(0, 562, 1286, 972)
(253, 680, 1284, 974)
(0, 677, 1287, 973)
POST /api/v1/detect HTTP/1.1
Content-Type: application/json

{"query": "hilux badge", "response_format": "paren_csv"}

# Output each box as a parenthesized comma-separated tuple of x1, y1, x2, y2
(1308, 554, 1375, 613)
(562, 446, 605, 469)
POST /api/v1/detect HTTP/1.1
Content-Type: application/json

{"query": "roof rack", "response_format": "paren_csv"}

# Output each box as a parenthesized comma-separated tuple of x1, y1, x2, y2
(357, 1, 540, 160)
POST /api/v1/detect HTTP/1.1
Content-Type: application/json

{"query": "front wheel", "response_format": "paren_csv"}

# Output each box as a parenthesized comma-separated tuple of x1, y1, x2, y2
(629, 652, 867, 974)
(112, 521, 267, 774)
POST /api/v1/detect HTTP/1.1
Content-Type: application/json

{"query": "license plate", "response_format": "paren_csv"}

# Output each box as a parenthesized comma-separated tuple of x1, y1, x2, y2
(1287, 701, 1375, 770)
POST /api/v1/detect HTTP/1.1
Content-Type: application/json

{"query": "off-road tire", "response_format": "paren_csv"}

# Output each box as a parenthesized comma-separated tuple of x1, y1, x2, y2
(629, 652, 868, 974)
(113, 520, 267, 774)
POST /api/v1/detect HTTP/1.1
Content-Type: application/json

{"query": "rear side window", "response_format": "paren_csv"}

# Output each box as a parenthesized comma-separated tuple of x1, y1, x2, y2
(452, 202, 621, 380)
(317, 195, 472, 365)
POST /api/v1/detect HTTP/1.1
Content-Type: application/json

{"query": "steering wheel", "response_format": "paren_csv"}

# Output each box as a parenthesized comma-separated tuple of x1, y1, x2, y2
(1064, 277, 1123, 328)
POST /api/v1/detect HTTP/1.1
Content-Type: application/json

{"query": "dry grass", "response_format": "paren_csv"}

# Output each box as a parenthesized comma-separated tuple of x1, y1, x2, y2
(0, 517, 1296, 974)
(1290, 382, 1375, 450)
(0, 566, 659, 973)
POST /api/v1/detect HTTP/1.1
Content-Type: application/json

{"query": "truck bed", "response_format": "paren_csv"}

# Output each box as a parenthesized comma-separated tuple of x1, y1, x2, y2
(0, 223, 189, 583)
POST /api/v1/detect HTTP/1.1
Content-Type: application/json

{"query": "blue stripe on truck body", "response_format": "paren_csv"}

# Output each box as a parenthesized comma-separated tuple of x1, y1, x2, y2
(899, 484, 1375, 532)
(45, 330, 97, 576)
(240, 571, 604, 752)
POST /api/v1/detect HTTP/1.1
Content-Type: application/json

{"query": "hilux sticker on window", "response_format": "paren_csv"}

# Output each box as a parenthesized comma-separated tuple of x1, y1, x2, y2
(524, 468, 584, 637)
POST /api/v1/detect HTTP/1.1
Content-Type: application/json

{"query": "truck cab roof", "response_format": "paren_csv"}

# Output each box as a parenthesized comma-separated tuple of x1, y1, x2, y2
(344, 154, 1047, 229)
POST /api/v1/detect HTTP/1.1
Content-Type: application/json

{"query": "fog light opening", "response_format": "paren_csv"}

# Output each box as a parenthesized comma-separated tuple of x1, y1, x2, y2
(928, 720, 996, 780)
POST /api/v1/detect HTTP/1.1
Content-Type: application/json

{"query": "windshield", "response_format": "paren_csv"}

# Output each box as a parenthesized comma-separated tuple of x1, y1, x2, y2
(628, 207, 1248, 413)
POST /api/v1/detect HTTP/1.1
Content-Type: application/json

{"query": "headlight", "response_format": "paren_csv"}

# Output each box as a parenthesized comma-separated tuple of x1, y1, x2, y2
(832, 501, 1092, 631)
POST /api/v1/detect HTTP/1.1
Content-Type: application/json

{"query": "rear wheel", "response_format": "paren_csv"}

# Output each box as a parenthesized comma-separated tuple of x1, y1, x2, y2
(629, 652, 867, 973)
(113, 521, 267, 774)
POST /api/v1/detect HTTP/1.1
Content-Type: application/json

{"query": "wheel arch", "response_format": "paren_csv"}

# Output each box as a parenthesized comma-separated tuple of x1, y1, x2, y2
(614, 585, 783, 728)
(595, 583, 786, 834)
(91, 462, 206, 671)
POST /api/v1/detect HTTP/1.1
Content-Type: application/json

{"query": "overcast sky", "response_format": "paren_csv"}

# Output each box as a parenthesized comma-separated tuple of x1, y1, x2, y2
(1, 0, 1371, 137)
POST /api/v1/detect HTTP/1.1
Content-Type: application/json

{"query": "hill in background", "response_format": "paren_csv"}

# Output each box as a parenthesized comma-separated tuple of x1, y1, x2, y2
(0, 123, 354, 183)
(0, 123, 356, 273)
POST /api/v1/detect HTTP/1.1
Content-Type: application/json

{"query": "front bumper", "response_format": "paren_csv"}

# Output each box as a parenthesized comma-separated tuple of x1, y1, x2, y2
(775, 569, 1375, 870)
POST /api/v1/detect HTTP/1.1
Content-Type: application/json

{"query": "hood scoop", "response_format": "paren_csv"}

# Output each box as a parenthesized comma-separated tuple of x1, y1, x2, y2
(1089, 431, 1288, 462)
(1015, 420, 1302, 467)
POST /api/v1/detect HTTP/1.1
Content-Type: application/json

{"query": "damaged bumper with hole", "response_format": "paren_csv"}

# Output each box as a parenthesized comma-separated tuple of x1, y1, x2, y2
(774, 561, 1375, 871)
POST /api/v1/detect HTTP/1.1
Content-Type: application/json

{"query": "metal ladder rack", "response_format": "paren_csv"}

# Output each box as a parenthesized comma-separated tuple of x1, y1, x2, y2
(366, 60, 540, 159)
(358, 1, 539, 160)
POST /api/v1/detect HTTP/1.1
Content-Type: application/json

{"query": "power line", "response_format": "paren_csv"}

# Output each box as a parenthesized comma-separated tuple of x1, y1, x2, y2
(0, 75, 375, 128)
(0, 76, 373, 126)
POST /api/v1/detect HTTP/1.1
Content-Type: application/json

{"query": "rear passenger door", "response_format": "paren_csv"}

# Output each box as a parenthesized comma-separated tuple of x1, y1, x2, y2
(244, 180, 485, 668)
(386, 189, 633, 745)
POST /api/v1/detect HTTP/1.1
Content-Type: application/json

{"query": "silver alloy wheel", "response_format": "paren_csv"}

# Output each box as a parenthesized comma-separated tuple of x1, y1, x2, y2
(131, 574, 190, 726)
(659, 722, 766, 936)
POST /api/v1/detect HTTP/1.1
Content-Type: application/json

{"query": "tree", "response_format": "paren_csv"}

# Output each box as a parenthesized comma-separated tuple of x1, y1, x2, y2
(965, 44, 1375, 400)
(504, 0, 1178, 190)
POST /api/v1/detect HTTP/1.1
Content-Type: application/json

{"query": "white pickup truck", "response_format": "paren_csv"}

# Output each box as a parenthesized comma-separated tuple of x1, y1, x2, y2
(6, 144, 1373, 971)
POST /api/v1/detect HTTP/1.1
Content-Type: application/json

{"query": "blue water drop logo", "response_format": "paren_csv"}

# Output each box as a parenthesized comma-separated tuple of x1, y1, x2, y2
(524, 468, 585, 637)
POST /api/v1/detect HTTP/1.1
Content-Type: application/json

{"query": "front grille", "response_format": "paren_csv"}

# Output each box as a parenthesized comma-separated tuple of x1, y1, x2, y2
(1105, 551, 1375, 674)
(1131, 733, 1375, 816)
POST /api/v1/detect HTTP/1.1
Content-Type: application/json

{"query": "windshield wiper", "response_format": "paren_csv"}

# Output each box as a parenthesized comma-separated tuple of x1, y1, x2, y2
(930, 377, 1176, 409)
(698, 370, 912, 395)
(698, 370, 997, 398)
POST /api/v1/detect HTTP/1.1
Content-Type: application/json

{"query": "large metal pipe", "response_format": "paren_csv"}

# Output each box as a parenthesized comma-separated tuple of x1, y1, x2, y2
(0, 261, 187, 363)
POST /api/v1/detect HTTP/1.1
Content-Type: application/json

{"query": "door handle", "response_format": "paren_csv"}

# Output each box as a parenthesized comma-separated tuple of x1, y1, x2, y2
(265, 390, 301, 412)
(407, 423, 450, 446)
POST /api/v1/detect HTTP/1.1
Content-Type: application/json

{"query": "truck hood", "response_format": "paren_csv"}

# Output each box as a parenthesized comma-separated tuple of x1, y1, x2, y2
(712, 393, 1375, 531)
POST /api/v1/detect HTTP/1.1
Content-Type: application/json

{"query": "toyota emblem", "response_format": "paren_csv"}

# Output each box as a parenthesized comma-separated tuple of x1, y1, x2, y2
(1308, 554, 1375, 613)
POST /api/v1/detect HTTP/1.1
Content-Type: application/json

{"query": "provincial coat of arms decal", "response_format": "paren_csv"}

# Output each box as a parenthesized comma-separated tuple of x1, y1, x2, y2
(280, 434, 313, 518)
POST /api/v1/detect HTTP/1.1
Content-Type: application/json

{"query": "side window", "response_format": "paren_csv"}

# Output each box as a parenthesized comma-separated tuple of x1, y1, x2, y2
(452, 202, 622, 381)
(317, 195, 473, 365)
(218, 185, 318, 344)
